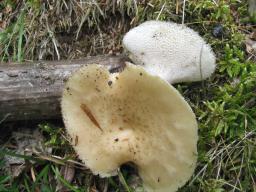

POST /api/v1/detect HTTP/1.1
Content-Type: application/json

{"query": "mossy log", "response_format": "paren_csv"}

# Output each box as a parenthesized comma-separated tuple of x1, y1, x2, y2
(0, 55, 126, 121)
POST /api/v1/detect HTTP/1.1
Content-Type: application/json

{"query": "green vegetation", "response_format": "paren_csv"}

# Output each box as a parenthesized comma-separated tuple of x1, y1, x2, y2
(0, 0, 255, 191)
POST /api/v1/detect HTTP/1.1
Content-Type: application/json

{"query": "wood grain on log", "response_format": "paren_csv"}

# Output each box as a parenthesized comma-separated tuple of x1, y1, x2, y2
(0, 55, 126, 121)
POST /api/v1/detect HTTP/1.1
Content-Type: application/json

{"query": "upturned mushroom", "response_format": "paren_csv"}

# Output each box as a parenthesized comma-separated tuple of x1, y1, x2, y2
(61, 63, 198, 192)
(123, 20, 216, 84)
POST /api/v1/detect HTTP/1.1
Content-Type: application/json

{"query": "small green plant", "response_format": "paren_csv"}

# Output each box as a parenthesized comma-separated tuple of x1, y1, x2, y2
(39, 123, 68, 147)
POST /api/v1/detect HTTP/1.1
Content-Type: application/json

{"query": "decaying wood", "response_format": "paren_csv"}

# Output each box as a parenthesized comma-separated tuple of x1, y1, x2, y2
(0, 55, 126, 121)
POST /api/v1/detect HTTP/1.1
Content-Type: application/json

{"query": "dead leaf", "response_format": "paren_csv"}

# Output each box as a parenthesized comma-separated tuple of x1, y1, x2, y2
(245, 31, 256, 59)
(246, 38, 256, 53)
(56, 163, 75, 192)
(4, 128, 50, 178)
(4, 4, 12, 14)
(0, 12, 5, 31)
(8, 164, 26, 178)
(0, 21, 7, 31)
(90, 186, 98, 192)
(250, 31, 256, 40)
(127, 174, 143, 191)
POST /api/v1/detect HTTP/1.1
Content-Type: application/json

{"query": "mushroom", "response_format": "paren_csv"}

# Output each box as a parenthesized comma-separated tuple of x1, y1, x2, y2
(123, 20, 216, 84)
(61, 63, 198, 192)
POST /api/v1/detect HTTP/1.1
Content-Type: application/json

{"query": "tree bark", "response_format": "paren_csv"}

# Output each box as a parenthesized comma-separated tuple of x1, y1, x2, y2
(0, 55, 126, 122)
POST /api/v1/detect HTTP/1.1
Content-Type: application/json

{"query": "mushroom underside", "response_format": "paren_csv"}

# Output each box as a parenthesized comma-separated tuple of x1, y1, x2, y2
(61, 63, 198, 192)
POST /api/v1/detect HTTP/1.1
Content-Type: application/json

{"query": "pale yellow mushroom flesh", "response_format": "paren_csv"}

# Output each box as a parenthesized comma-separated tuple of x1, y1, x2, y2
(61, 63, 198, 192)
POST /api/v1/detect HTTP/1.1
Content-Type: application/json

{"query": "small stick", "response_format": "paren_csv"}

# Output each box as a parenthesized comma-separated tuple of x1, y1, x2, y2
(80, 103, 103, 132)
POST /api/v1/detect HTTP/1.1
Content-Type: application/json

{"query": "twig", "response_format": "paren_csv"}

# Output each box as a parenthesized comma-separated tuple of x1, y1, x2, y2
(156, 2, 166, 20)
(182, 0, 186, 25)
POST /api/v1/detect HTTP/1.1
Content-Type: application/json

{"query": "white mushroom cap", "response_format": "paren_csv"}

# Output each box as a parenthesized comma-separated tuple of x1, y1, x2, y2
(61, 63, 198, 192)
(123, 20, 216, 84)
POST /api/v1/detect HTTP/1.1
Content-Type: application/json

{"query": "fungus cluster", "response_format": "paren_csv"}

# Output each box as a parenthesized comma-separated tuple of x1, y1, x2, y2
(61, 21, 216, 192)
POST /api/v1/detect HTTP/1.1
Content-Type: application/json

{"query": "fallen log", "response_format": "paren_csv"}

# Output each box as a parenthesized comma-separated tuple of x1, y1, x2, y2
(0, 55, 126, 121)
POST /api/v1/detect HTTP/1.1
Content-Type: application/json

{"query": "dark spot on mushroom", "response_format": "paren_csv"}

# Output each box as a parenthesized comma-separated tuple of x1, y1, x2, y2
(66, 87, 70, 91)
(114, 138, 119, 142)
(140, 52, 145, 55)
(115, 77, 119, 80)
(108, 81, 112, 86)
(157, 177, 160, 182)
(139, 72, 143, 76)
